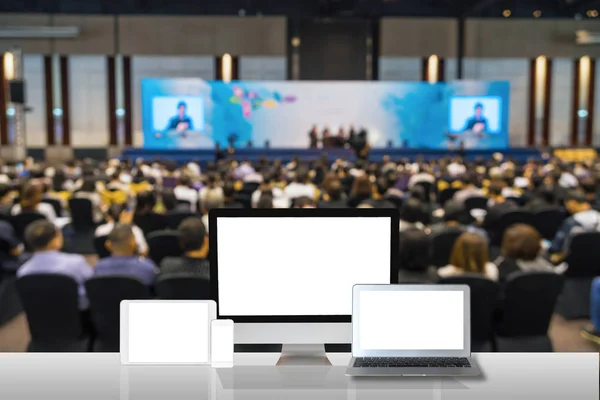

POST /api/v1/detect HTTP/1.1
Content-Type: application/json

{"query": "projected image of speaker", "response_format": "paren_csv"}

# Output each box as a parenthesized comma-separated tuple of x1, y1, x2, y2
(209, 208, 399, 365)
(9, 80, 25, 104)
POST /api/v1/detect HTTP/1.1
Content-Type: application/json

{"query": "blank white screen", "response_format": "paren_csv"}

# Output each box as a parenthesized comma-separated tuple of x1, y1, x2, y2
(359, 291, 464, 350)
(127, 303, 210, 363)
(217, 217, 391, 316)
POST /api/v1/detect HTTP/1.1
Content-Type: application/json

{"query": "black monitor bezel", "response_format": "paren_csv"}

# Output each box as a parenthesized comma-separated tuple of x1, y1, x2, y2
(209, 208, 399, 323)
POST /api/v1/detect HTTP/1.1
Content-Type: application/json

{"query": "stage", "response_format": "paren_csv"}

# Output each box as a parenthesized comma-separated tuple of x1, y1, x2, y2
(121, 147, 542, 165)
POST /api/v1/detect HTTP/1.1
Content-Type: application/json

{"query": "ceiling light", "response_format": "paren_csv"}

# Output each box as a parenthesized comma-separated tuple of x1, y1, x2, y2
(503, 9, 511, 17)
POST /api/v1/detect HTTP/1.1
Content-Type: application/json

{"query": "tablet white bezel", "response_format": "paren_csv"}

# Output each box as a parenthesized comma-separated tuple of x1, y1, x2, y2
(120, 300, 216, 365)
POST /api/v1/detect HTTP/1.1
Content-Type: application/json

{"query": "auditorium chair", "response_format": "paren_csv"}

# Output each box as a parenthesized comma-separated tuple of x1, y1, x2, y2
(489, 210, 535, 247)
(429, 229, 462, 268)
(93, 236, 110, 259)
(41, 198, 64, 217)
(176, 199, 193, 212)
(63, 198, 97, 254)
(166, 211, 195, 230)
(85, 276, 150, 352)
(494, 271, 564, 352)
(11, 212, 46, 247)
(505, 196, 526, 207)
(464, 196, 488, 212)
(438, 188, 458, 207)
(439, 274, 500, 352)
(555, 232, 600, 320)
(155, 274, 211, 300)
(16, 274, 90, 352)
(0, 276, 23, 327)
(147, 231, 183, 266)
(415, 181, 435, 203)
(532, 209, 567, 241)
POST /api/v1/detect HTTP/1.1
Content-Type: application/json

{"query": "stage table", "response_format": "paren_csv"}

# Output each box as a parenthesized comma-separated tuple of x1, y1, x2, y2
(0, 352, 597, 399)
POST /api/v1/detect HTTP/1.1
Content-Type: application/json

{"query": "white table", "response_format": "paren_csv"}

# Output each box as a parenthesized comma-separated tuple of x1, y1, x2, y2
(0, 353, 597, 399)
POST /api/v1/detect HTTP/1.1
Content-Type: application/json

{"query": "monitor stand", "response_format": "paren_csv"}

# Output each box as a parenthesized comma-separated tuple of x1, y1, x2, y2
(276, 344, 332, 366)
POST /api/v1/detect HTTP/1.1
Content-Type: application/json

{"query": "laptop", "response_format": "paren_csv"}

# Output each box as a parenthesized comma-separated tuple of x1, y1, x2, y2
(346, 284, 481, 377)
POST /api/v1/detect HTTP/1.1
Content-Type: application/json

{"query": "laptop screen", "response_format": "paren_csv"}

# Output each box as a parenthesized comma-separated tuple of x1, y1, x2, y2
(357, 290, 465, 351)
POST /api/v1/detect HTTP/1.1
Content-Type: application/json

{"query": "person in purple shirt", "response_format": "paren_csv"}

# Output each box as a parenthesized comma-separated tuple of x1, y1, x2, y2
(17, 220, 93, 309)
(94, 224, 157, 285)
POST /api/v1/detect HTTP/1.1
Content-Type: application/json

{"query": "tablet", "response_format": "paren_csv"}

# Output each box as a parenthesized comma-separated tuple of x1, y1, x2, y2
(120, 300, 216, 365)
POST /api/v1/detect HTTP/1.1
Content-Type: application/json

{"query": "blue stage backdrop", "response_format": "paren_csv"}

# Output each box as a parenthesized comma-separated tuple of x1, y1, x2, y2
(141, 79, 510, 150)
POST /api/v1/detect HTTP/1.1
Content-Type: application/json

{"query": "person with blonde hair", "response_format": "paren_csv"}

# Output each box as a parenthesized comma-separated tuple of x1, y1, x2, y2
(438, 232, 498, 281)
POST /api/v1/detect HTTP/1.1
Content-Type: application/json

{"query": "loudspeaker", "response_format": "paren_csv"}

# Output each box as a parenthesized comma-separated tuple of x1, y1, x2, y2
(9, 80, 25, 104)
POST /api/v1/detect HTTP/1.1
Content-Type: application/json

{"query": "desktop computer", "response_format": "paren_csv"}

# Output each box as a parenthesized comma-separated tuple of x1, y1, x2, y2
(209, 208, 399, 365)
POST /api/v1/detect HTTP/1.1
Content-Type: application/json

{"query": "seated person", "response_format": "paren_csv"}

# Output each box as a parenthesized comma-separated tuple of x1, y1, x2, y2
(397, 228, 438, 283)
(429, 200, 467, 235)
(494, 224, 555, 282)
(222, 181, 244, 209)
(317, 179, 348, 208)
(438, 232, 498, 281)
(525, 185, 557, 212)
(360, 178, 396, 209)
(452, 173, 484, 204)
(294, 196, 316, 208)
(549, 189, 600, 262)
(581, 277, 600, 345)
(94, 224, 157, 286)
(159, 217, 210, 279)
(252, 173, 287, 208)
(96, 204, 148, 256)
(12, 182, 57, 223)
(133, 191, 168, 236)
(0, 183, 14, 215)
(481, 183, 518, 234)
(173, 175, 199, 213)
(256, 193, 274, 209)
(284, 169, 317, 202)
(200, 188, 225, 232)
(17, 220, 93, 309)
(162, 189, 191, 213)
(347, 175, 372, 208)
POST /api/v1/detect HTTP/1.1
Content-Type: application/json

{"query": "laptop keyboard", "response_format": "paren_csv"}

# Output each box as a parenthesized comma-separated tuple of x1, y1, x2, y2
(353, 357, 471, 368)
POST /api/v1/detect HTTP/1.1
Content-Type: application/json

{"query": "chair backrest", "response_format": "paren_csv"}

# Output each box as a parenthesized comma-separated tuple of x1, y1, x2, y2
(415, 181, 435, 202)
(68, 198, 96, 231)
(564, 232, 600, 278)
(176, 199, 193, 211)
(155, 274, 211, 300)
(166, 212, 195, 230)
(430, 229, 463, 267)
(465, 196, 488, 211)
(533, 209, 567, 240)
(41, 198, 63, 217)
(505, 196, 526, 207)
(16, 274, 84, 343)
(85, 276, 149, 350)
(438, 274, 500, 342)
(384, 195, 404, 211)
(11, 212, 46, 242)
(496, 271, 564, 336)
(438, 188, 458, 207)
(490, 210, 535, 247)
(94, 235, 110, 259)
(147, 230, 183, 265)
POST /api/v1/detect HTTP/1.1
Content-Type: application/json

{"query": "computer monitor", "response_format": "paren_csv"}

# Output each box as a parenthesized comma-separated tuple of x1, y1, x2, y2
(209, 208, 399, 364)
